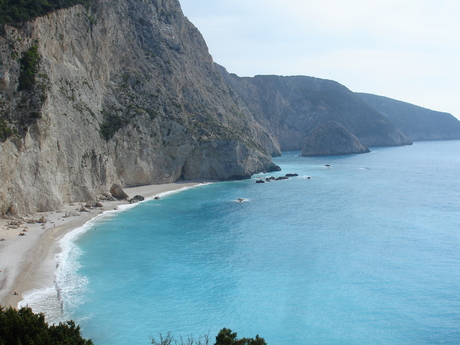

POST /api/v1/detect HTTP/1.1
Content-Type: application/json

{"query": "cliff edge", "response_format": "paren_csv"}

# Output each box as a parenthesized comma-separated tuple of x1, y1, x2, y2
(0, 0, 280, 215)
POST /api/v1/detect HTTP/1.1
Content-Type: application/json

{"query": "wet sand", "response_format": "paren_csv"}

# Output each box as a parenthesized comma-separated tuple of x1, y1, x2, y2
(0, 182, 204, 308)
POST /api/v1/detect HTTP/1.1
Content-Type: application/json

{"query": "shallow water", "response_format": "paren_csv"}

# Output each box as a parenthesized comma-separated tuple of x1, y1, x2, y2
(28, 141, 460, 344)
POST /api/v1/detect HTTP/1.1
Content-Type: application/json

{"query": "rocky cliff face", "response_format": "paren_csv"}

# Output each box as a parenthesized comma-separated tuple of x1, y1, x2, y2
(216, 68, 412, 151)
(1, 0, 454, 216)
(301, 121, 370, 156)
(357, 93, 460, 141)
(0, 0, 280, 215)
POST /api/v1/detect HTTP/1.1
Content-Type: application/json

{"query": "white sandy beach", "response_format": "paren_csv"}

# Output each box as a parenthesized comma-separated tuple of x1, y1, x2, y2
(0, 181, 204, 309)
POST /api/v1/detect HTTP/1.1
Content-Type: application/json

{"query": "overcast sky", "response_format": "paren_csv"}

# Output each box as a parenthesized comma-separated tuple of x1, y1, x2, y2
(179, 0, 460, 119)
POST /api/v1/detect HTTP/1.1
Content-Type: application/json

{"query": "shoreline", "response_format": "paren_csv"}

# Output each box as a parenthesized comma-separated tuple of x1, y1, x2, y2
(0, 181, 206, 310)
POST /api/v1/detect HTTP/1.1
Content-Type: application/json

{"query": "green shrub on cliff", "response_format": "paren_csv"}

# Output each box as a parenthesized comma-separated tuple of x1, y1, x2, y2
(18, 45, 40, 91)
(99, 112, 128, 140)
(0, 0, 89, 25)
(215, 328, 267, 345)
(0, 118, 16, 141)
(0, 306, 94, 345)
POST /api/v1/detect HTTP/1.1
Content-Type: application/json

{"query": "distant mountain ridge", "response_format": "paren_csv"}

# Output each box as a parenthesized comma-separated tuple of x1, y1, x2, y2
(216, 66, 412, 151)
(357, 93, 460, 141)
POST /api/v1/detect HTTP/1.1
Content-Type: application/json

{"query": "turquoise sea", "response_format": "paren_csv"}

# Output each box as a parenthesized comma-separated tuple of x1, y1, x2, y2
(28, 141, 460, 344)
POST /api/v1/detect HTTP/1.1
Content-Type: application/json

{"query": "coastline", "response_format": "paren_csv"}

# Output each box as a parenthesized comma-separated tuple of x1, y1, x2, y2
(0, 181, 206, 310)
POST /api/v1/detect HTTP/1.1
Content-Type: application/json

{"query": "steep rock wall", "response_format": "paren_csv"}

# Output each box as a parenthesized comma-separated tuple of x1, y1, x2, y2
(301, 121, 370, 156)
(217, 67, 412, 151)
(358, 93, 460, 141)
(0, 0, 280, 215)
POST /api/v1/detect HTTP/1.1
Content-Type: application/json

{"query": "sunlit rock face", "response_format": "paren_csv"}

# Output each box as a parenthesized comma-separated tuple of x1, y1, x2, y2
(215, 70, 412, 151)
(301, 121, 370, 156)
(0, 0, 280, 215)
(357, 93, 460, 141)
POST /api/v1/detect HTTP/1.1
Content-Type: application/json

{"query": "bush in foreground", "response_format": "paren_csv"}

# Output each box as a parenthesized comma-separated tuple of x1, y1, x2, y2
(1, 306, 265, 345)
(0, 306, 93, 345)
(150, 327, 267, 345)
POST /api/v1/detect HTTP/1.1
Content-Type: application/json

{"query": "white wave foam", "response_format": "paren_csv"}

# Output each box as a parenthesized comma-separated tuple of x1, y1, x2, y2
(19, 221, 95, 324)
(19, 182, 211, 323)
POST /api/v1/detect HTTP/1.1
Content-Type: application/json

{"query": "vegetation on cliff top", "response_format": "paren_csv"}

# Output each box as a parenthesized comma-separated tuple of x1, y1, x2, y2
(0, 306, 94, 345)
(0, 0, 88, 24)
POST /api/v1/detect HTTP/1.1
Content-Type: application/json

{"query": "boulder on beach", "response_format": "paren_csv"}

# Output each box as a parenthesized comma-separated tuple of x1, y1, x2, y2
(110, 184, 129, 200)
(129, 195, 145, 204)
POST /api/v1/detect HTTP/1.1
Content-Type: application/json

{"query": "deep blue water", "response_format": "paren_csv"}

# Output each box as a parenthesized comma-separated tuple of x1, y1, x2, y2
(49, 141, 460, 344)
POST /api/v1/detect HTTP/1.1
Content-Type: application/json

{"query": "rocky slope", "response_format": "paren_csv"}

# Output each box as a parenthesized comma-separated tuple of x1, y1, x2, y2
(358, 93, 460, 141)
(0, 0, 280, 215)
(302, 121, 370, 156)
(0, 0, 456, 216)
(216, 67, 412, 151)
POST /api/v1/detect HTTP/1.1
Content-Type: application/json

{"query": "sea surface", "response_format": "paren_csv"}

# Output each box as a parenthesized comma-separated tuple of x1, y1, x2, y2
(25, 141, 460, 345)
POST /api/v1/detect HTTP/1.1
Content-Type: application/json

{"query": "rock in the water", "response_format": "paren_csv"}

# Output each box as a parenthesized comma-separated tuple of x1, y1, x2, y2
(129, 195, 145, 204)
(276, 176, 289, 181)
(302, 121, 370, 156)
(266, 163, 282, 172)
(110, 184, 129, 200)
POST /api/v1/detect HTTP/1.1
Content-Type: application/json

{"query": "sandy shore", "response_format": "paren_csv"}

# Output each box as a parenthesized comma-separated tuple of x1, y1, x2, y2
(0, 181, 205, 309)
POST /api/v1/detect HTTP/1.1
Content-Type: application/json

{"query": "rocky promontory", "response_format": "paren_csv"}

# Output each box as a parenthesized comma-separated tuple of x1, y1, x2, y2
(358, 93, 460, 141)
(0, 0, 280, 215)
(301, 121, 370, 156)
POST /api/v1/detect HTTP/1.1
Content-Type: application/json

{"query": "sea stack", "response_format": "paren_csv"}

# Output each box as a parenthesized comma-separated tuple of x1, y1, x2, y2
(301, 121, 370, 156)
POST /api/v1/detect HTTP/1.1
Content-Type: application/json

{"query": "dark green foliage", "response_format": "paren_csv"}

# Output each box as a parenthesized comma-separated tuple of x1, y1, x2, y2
(150, 329, 267, 345)
(0, 0, 89, 24)
(99, 112, 128, 140)
(215, 328, 267, 345)
(0, 118, 16, 141)
(18, 45, 40, 91)
(150, 331, 211, 345)
(0, 306, 93, 345)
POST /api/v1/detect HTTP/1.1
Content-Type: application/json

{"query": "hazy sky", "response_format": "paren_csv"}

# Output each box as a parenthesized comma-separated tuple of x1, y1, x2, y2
(180, 0, 460, 119)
